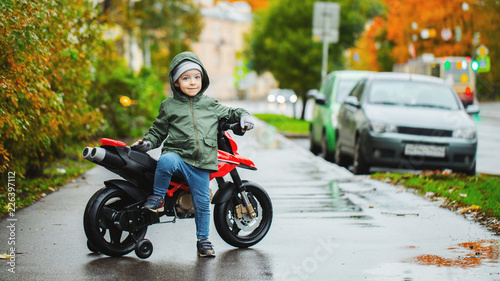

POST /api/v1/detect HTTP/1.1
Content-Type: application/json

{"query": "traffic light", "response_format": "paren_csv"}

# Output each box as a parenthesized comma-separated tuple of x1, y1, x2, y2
(471, 60, 479, 71)
(460, 73, 468, 83)
(444, 60, 451, 70)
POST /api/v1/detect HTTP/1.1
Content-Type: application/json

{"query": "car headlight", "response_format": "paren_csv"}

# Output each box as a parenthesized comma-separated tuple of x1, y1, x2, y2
(267, 95, 275, 103)
(290, 94, 298, 103)
(370, 122, 397, 133)
(277, 95, 286, 104)
(453, 127, 476, 139)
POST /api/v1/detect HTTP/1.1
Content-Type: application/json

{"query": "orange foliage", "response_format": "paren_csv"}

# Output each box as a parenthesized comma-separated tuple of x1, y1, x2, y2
(349, 17, 385, 71)
(354, 0, 499, 68)
(214, 0, 268, 11)
(383, 0, 480, 63)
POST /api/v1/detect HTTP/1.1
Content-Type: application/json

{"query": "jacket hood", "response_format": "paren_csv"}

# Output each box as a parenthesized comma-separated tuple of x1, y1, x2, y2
(168, 52, 210, 100)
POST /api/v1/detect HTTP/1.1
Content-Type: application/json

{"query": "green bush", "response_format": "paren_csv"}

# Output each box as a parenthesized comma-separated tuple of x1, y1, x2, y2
(0, 0, 104, 178)
(88, 56, 165, 139)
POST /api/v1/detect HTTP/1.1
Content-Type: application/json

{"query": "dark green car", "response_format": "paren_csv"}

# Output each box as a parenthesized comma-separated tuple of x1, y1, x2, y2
(309, 70, 374, 161)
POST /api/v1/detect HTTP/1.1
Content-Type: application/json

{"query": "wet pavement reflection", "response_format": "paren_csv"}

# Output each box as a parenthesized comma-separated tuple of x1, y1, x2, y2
(84, 248, 274, 280)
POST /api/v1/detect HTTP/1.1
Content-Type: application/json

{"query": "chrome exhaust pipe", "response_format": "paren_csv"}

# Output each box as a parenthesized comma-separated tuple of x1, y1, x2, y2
(82, 146, 126, 167)
(90, 147, 106, 162)
(82, 147, 93, 160)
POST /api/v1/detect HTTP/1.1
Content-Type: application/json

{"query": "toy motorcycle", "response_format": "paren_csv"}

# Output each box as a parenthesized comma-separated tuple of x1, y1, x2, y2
(82, 120, 272, 259)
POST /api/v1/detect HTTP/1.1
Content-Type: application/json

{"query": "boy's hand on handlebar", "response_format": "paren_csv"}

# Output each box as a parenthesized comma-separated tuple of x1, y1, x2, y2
(240, 114, 255, 131)
(131, 139, 151, 152)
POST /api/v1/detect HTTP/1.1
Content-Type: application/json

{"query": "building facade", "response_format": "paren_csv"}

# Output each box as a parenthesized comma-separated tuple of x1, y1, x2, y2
(192, 1, 253, 100)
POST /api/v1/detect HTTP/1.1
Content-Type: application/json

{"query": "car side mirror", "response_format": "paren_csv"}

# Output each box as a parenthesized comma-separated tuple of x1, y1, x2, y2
(314, 96, 327, 106)
(344, 96, 360, 108)
(307, 89, 319, 99)
(465, 104, 480, 115)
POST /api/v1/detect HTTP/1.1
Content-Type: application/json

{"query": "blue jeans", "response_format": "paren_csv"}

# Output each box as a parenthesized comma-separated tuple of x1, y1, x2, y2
(153, 152, 211, 240)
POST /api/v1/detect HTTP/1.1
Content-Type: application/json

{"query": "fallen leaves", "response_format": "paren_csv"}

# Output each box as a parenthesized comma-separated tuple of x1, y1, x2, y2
(0, 253, 13, 259)
(460, 204, 481, 214)
(408, 240, 499, 269)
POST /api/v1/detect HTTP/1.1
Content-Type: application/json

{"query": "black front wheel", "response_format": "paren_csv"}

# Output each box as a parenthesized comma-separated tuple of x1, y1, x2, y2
(84, 186, 147, 257)
(214, 181, 272, 248)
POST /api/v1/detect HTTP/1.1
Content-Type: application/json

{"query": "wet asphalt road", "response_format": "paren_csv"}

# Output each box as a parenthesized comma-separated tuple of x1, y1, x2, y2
(1, 120, 499, 281)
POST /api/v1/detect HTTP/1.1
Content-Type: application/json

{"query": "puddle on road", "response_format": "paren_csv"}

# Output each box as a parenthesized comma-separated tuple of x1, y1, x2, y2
(406, 240, 499, 268)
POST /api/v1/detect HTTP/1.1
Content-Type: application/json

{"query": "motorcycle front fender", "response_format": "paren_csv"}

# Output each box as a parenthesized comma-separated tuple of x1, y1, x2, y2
(211, 182, 236, 204)
(104, 179, 149, 201)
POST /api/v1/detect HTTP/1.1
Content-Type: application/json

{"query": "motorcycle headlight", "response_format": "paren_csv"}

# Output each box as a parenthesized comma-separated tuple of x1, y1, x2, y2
(453, 127, 476, 139)
(370, 122, 397, 133)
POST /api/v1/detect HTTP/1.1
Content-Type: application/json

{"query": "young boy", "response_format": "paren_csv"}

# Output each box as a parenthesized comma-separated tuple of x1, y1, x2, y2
(131, 52, 254, 257)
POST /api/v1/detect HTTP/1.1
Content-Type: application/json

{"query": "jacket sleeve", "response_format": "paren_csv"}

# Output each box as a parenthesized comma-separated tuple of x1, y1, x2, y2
(143, 100, 169, 149)
(212, 99, 250, 123)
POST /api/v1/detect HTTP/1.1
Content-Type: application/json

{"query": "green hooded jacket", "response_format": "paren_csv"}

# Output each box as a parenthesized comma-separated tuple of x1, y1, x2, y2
(143, 51, 249, 171)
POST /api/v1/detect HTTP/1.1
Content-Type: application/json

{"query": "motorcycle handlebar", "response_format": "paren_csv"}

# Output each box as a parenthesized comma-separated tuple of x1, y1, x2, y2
(218, 119, 246, 136)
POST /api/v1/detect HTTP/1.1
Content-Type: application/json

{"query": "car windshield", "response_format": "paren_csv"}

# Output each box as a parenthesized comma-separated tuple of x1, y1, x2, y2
(336, 78, 362, 102)
(368, 80, 460, 110)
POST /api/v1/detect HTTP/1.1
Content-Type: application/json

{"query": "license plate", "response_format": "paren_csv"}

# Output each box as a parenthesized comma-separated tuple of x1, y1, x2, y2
(404, 144, 445, 157)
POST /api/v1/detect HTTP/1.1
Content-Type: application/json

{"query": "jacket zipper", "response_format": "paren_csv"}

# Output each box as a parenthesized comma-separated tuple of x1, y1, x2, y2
(190, 98, 199, 165)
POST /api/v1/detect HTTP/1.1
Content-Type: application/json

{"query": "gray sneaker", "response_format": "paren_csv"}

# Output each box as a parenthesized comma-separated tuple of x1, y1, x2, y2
(197, 239, 216, 257)
(143, 195, 164, 212)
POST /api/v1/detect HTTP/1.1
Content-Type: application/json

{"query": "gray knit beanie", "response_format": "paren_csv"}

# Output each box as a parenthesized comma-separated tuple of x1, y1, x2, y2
(172, 61, 203, 82)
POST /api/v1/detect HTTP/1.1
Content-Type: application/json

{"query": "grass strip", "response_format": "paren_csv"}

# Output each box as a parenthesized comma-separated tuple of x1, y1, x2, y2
(254, 113, 309, 134)
(371, 171, 500, 233)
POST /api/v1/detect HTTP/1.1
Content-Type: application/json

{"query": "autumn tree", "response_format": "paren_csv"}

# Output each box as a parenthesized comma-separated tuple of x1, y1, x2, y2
(246, 0, 385, 119)
(215, 0, 268, 11)
(99, 0, 202, 77)
(0, 0, 104, 178)
(354, 0, 500, 97)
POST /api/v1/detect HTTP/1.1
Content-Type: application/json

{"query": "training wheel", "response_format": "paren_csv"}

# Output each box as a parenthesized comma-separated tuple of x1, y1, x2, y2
(135, 239, 153, 259)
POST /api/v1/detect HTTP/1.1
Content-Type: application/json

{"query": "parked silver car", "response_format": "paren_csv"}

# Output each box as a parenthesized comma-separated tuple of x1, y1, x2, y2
(336, 72, 479, 175)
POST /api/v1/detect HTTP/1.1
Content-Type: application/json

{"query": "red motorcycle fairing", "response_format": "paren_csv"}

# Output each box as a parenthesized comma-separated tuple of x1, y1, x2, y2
(100, 138, 127, 147)
(223, 131, 257, 170)
(225, 131, 238, 152)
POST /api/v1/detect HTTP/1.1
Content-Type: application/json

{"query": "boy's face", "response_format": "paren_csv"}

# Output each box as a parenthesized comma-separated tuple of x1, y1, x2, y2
(174, 69, 202, 97)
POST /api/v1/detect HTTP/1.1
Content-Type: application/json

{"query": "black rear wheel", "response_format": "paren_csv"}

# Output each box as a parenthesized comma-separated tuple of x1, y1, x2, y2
(309, 126, 321, 155)
(84, 186, 147, 257)
(353, 137, 370, 175)
(214, 182, 272, 248)
(321, 132, 334, 162)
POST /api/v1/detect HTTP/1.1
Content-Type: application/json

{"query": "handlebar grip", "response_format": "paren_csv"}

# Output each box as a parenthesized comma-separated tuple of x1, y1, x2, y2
(230, 123, 246, 136)
(218, 119, 245, 136)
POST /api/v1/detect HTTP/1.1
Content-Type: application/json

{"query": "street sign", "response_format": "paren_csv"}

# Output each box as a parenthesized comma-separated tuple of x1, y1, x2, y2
(476, 55, 490, 73)
(476, 45, 489, 56)
(312, 2, 340, 43)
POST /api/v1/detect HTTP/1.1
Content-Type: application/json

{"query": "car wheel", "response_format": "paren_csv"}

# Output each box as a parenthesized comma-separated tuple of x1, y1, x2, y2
(309, 126, 321, 155)
(321, 132, 334, 162)
(353, 137, 370, 175)
(334, 138, 349, 168)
